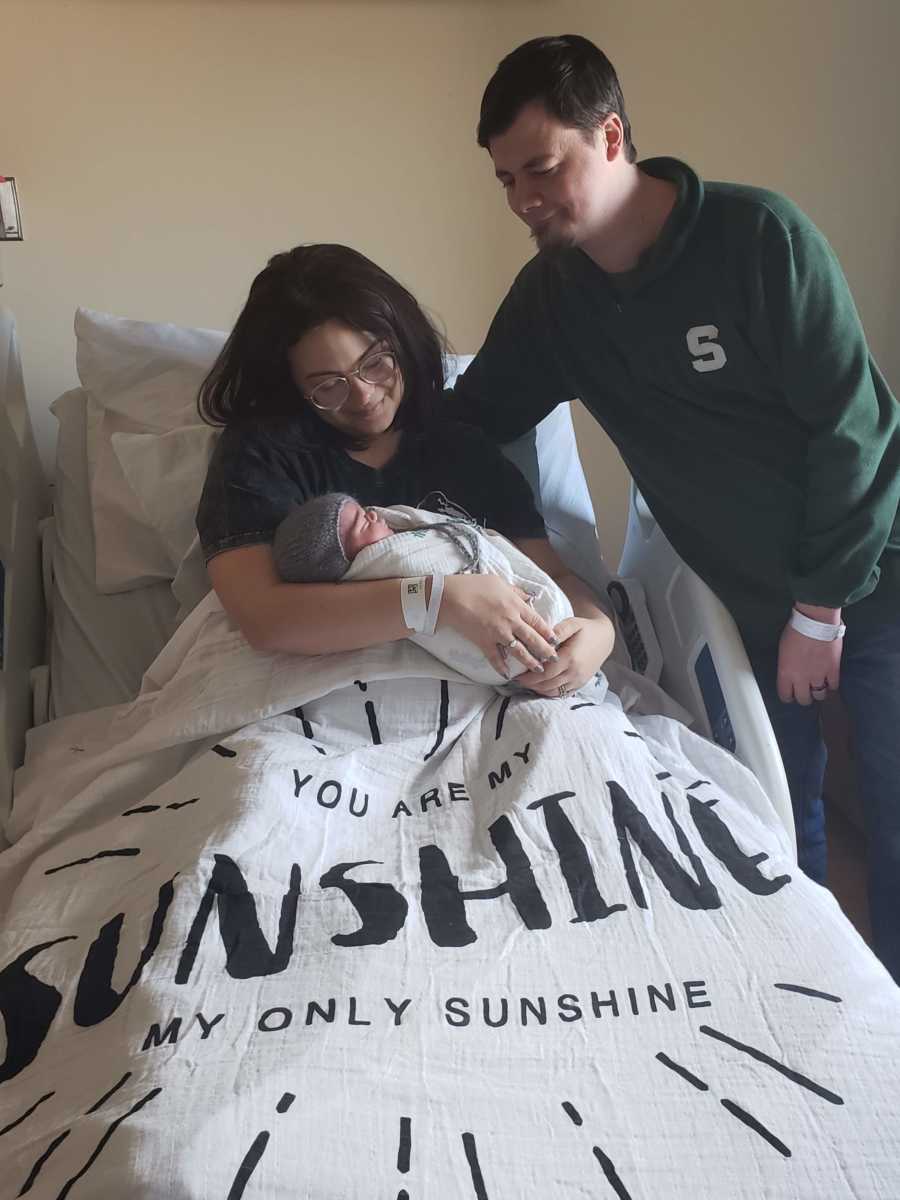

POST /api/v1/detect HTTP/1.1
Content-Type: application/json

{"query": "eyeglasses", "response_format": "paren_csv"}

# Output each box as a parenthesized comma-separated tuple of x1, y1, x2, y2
(305, 348, 398, 411)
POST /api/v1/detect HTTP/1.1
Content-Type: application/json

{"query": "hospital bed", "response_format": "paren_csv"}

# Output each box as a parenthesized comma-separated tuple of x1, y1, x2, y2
(7, 305, 900, 1200)
(0, 304, 791, 847)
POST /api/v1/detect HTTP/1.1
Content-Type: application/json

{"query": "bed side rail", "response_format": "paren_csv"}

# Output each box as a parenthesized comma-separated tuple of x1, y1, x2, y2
(619, 484, 795, 858)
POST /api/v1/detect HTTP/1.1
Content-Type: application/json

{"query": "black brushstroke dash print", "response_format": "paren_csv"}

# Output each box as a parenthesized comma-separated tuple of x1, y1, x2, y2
(293, 705, 314, 738)
(18, 1083, 159, 1197)
(570, 702, 597, 711)
(721, 1099, 791, 1157)
(424, 681, 450, 761)
(45, 848, 140, 876)
(592, 1144, 633, 1199)
(395, 1114, 412, 1198)
(227, 1129, 271, 1197)
(226, 1091, 296, 1198)
(495, 695, 511, 740)
(560, 1097, 632, 1198)
(85, 1072, 132, 1114)
(0, 1092, 54, 1137)
(397, 1116, 412, 1173)
(774, 983, 842, 1003)
(18, 1130, 70, 1195)
(212, 743, 237, 758)
(700, 1025, 844, 1104)
(365, 700, 382, 745)
(654, 1052, 793, 1158)
(55, 1088, 163, 1199)
(123, 799, 199, 817)
(461, 1132, 489, 1199)
(655, 1052, 709, 1091)
(293, 706, 327, 755)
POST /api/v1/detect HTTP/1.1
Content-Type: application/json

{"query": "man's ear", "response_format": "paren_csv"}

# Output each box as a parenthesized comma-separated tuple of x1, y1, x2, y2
(602, 114, 625, 160)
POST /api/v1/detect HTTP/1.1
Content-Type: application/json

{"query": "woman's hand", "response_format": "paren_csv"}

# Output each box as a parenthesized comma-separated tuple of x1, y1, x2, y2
(518, 614, 616, 697)
(439, 575, 559, 677)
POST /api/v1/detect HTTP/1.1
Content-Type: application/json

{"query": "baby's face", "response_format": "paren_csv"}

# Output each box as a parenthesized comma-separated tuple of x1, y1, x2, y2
(340, 502, 394, 560)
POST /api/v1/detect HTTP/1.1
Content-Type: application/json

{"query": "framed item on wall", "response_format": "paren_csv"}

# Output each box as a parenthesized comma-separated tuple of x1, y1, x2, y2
(0, 178, 23, 240)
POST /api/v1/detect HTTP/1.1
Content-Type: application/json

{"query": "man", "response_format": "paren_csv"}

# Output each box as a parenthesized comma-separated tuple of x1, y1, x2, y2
(451, 34, 900, 982)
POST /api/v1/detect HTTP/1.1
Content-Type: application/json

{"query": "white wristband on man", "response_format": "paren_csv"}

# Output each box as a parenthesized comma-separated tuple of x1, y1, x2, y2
(789, 608, 846, 642)
(401, 575, 444, 636)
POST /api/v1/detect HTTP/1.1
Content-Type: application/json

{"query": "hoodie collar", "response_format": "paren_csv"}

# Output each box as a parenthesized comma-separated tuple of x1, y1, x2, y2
(571, 157, 703, 294)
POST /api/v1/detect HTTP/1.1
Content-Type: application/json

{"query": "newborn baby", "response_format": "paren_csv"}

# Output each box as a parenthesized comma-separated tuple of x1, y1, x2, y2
(272, 492, 573, 685)
(274, 493, 400, 581)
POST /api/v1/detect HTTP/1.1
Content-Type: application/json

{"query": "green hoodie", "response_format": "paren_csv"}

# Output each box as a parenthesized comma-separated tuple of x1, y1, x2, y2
(452, 158, 900, 643)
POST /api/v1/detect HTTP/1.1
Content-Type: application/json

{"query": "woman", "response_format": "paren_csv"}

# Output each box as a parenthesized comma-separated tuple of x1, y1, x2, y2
(196, 243, 613, 694)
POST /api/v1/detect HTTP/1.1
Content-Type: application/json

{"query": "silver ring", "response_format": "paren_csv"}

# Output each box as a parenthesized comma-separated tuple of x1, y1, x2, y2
(505, 638, 520, 650)
(557, 683, 569, 698)
(811, 685, 828, 700)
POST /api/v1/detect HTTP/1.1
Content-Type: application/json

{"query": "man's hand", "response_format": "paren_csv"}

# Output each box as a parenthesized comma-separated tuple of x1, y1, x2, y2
(776, 603, 843, 704)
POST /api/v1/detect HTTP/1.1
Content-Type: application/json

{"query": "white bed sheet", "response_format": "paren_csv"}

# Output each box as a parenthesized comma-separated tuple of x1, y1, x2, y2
(4, 594, 898, 1197)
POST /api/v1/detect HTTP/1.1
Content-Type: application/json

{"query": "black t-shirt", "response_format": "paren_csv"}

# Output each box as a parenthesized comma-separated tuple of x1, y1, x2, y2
(196, 417, 546, 563)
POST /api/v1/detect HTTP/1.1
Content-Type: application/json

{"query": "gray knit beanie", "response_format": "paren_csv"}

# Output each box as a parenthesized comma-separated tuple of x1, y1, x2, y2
(273, 492, 355, 583)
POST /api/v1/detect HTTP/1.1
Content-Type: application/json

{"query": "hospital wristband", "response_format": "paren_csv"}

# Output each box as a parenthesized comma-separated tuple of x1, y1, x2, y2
(400, 575, 445, 636)
(423, 574, 444, 636)
(789, 608, 846, 642)
(401, 577, 429, 632)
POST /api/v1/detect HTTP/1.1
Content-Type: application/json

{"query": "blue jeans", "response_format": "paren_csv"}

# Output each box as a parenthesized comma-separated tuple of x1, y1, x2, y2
(746, 619, 900, 985)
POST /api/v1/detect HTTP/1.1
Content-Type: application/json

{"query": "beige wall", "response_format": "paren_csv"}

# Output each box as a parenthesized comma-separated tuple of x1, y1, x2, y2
(2, 0, 898, 564)
(0, 1, 515, 448)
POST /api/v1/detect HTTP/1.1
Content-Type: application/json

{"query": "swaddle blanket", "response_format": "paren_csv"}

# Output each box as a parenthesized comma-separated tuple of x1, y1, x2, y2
(1, 593, 899, 1198)
(351, 506, 689, 721)
(346, 504, 573, 684)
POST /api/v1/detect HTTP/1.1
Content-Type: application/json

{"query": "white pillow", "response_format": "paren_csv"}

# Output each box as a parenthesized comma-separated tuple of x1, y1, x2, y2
(75, 307, 225, 401)
(73, 308, 607, 608)
(111, 425, 220, 625)
(86, 373, 212, 589)
(47, 389, 179, 718)
(110, 424, 220, 575)
(75, 308, 226, 593)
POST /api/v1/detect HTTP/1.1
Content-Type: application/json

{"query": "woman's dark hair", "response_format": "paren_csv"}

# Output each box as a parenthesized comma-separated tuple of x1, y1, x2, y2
(477, 34, 636, 163)
(198, 244, 447, 447)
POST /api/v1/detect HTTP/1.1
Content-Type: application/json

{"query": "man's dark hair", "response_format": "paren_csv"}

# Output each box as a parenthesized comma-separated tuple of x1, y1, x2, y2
(198, 244, 446, 449)
(477, 34, 636, 162)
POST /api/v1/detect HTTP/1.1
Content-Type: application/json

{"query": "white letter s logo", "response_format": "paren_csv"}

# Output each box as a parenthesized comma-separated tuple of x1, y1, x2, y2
(686, 324, 727, 373)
